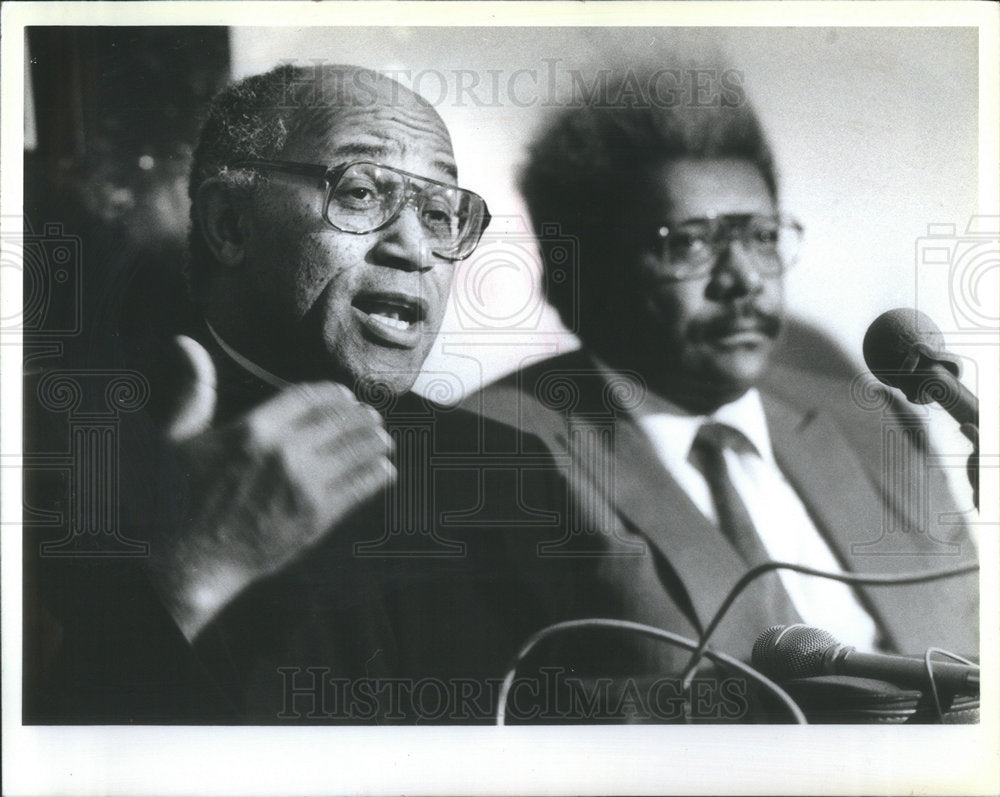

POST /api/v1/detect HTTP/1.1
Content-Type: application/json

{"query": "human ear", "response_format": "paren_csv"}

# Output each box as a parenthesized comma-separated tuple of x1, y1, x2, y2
(195, 179, 252, 268)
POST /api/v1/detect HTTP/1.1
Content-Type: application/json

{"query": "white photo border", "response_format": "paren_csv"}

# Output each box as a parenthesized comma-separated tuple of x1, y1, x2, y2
(2, 3, 998, 795)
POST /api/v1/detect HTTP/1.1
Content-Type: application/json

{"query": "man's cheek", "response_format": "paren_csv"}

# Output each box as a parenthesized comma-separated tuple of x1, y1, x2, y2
(425, 271, 455, 330)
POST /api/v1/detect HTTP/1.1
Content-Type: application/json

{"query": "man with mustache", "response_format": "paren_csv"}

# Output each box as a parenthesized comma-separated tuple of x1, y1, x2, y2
(30, 64, 561, 724)
(467, 73, 978, 720)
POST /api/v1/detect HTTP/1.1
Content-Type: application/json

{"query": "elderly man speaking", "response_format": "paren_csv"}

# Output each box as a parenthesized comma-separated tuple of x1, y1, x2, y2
(158, 63, 493, 642)
(30, 64, 562, 725)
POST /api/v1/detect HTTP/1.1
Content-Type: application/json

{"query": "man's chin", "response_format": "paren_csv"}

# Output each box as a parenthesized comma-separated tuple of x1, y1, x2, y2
(342, 354, 428, 402)
(663, 351, 771, 411)
(340, 362, 416, 398)
(708, 359, 770, 395)
(349, 375, 413, 406)
(705, 336, 773, 379)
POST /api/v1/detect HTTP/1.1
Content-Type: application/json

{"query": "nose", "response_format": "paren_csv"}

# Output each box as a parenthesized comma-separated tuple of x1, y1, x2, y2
(705, 239, 764, 301)
(370, 203, 436, 273)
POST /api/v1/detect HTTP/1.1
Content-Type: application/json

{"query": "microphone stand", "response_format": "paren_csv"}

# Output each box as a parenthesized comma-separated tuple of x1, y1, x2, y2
(884, 347, 979, 512)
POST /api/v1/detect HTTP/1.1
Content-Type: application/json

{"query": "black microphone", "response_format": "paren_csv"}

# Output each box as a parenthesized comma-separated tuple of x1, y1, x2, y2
(752, 624, 979, 694)
(863, 308, 978, 430)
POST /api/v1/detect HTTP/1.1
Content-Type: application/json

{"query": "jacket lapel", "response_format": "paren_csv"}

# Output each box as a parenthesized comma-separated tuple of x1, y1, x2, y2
(563, 378, 791, 652)
(763, 392, 974, 652)
(497, 355, 975, 656)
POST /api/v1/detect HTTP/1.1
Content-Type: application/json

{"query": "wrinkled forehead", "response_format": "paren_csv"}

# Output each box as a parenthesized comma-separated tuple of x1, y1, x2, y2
(281, 69, 456, 181)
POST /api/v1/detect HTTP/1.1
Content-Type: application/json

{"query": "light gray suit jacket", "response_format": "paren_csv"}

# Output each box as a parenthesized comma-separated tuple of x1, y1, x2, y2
(464, 349, 979, 679)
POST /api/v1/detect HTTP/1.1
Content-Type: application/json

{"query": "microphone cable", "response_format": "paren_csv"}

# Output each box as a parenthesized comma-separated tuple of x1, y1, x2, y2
(678, 560, 980, 690)
(923, 647, 979, 722)
(496, 561, 977, 725)
(495, 617, 808, 726)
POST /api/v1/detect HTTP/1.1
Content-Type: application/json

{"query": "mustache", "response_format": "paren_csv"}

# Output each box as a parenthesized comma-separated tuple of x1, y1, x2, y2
(693, 305, 783, 341)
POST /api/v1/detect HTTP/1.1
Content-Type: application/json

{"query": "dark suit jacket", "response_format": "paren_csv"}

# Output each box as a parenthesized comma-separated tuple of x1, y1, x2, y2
(186, 341, 569, 724)
(462, 349, 979, 696)
(25, 327, 568, 725)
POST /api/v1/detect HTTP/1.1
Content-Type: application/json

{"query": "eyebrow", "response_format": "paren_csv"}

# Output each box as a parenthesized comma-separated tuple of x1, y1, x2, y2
(329, 142, 458, 180)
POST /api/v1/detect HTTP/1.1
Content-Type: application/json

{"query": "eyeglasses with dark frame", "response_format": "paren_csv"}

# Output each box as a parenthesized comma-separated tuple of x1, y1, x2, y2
(233, 159, 492, 261)
(652, 213, 804, 280)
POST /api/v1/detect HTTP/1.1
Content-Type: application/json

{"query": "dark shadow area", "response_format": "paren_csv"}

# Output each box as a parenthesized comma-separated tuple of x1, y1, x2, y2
(23, 26, 231, 723)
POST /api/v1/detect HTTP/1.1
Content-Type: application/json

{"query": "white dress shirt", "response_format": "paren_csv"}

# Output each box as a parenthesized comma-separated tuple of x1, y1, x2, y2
(625, 378, 881, 651)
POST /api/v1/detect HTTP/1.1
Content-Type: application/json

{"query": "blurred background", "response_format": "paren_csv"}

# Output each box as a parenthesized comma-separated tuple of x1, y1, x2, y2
(23, 25, 987, 502)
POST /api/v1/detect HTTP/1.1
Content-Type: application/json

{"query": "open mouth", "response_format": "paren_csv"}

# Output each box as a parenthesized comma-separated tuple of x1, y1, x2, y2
(353, 292, 428, 331)
(352, 291, 430, 348)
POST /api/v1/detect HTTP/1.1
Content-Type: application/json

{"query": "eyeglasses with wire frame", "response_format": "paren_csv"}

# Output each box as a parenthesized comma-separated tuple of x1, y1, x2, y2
(653, 213, 804, 280)
(233, 159, 492, 261)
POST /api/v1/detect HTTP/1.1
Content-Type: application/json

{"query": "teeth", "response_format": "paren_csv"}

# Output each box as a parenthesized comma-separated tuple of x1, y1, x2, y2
(370, 312, 412, 331)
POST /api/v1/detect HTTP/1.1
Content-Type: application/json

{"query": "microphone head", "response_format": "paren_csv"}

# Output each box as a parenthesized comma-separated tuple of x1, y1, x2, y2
(863, 308, 960, 403)
(752, 624, 838, 681)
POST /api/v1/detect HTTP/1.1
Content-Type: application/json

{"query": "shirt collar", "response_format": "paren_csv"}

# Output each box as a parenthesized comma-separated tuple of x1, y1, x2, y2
(708, 388, 775, 464)
(205, 321, 292, 391)
(589, 353, 776, 465)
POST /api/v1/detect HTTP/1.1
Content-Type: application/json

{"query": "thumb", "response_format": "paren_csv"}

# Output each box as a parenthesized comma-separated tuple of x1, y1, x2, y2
(166, 335, 217, 441)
